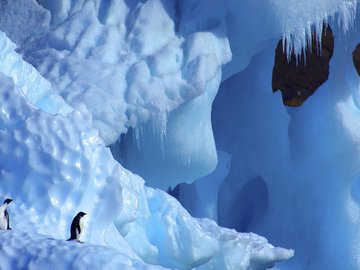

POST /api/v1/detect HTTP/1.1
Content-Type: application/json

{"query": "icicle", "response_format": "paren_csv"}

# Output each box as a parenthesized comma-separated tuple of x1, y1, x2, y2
(281, 0, 357, 61)
(133, 125, 142, 150)
(151, 110, 168, 158)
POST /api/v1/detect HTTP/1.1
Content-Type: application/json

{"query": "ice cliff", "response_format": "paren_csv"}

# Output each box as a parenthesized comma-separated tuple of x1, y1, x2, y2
(0, 0, 359, 269)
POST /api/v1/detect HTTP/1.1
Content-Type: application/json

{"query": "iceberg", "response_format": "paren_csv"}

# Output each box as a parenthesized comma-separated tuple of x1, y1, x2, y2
(0, 12, 292, 269)
(0, 47, 292, 269)
(2, 0, 360, 269)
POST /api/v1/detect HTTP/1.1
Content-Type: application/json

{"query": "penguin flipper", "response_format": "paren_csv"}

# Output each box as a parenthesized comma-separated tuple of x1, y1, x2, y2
(76, 223, 81, 235)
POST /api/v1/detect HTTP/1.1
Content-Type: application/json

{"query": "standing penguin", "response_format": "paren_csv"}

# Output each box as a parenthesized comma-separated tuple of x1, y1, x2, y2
(0, 198, 12, 230)
(67, 211, 86, 242)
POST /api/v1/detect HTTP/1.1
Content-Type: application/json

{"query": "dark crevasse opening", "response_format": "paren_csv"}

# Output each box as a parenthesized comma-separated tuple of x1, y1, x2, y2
(352, 43, 360, 76)
(272, 24, 334, 107)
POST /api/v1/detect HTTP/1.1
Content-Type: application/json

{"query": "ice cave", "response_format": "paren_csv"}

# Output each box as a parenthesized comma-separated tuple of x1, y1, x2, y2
(0, 0, 360, 269)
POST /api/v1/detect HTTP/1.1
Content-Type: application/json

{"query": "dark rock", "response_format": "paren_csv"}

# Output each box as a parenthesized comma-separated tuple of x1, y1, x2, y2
(352, 44, 360, 76)
(272, 25, 334, 107)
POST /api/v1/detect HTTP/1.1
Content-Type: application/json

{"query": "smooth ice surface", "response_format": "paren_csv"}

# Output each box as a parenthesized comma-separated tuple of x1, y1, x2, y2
(175, 151, 231, 221)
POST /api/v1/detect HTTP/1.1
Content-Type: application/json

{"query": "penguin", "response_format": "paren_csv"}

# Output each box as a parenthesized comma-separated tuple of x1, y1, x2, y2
(0, 198, 12, 230)
(67, 211, 86, 242)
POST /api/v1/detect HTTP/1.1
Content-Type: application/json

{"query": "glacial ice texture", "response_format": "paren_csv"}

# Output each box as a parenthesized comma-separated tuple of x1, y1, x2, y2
(0, 4, 294, 268)
(14, 0, 356, 188)
(176, 9, 360, 270)
(1, 0, 360, 269)
(0, 57, 293, 269)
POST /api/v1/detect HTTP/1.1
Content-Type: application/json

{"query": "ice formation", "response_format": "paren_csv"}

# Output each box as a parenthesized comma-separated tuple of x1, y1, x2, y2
(0, 43, 292, 268)
(0, 6, 293, 269)
(1, 0, 360, 269)
(0, 230, 166, 270)
(15, 0, 233, 187)
(174, 1, 360, 270)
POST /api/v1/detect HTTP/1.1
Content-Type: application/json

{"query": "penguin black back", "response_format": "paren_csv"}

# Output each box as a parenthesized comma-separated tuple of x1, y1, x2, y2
(67, 211, 86, 241)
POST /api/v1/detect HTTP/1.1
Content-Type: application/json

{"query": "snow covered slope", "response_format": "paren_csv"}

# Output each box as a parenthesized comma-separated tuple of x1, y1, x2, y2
(0, 230, 167, 270)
